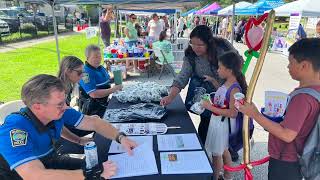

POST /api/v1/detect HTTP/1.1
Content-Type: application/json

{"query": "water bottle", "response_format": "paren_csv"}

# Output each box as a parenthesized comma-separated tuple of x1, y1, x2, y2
(190, 94, 210, 115)
(84, 141, 99, 169)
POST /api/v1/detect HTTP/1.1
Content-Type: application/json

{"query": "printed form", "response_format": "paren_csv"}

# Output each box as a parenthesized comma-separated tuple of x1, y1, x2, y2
(160, 151, 213, 174)
(157, 133, 202, 151)
(109, 136, 153, 154)
(108, 143, 158, 179)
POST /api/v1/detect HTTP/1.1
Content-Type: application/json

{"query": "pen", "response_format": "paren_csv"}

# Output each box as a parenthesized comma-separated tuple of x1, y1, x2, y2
(167, 126, 181, 129)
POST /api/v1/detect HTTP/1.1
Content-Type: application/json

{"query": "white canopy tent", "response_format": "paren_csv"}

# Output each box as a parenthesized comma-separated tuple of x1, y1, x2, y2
(265, 0, 320, 17)
(217, 1, 252, 16)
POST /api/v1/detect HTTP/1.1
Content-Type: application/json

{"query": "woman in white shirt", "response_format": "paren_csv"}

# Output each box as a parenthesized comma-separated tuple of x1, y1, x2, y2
(147, 13, 164, 41)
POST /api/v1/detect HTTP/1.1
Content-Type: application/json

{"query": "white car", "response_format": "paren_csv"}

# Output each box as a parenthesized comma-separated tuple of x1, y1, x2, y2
(0, 19, 10, 36)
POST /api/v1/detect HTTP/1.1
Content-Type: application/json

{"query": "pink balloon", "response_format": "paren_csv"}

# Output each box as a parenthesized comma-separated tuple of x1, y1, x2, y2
(246, 26, 264, 49)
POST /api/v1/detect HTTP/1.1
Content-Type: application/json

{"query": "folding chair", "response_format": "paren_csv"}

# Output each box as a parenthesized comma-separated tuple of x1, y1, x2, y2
(0, 100, 25, 125)
(152, 47, 176, 80)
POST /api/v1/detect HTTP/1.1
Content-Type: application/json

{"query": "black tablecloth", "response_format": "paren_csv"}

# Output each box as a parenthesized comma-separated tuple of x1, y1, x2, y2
(94, 95, 213, 180)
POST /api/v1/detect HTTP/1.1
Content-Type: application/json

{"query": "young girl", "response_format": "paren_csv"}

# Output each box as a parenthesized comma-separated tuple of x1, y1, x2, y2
(202, 51, 248, 180)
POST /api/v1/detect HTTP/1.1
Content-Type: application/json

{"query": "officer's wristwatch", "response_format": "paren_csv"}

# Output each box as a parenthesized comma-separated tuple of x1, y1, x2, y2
(115, 132, 126, 144)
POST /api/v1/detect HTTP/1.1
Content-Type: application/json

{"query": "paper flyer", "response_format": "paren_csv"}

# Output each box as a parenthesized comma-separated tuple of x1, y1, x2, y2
(264, 91, 288, 117)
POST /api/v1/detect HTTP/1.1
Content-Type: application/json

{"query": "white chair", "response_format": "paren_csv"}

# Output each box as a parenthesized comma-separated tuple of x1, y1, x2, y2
(152, 47, 176, 80)
(0, 100, 25, 125)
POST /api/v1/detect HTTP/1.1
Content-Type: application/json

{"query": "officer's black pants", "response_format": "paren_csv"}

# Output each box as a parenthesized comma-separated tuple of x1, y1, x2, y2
(0, 151, 84, 180)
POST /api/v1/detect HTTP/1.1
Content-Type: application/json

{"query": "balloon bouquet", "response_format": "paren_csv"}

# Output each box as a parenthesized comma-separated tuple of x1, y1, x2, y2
(224, 11, 276, 180)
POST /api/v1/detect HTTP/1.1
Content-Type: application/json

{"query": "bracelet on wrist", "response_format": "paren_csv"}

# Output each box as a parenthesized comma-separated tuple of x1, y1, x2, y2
(115, 132, 126, 144)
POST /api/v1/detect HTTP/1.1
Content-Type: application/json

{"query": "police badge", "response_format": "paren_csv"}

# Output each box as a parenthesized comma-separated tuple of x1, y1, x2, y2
(10, 129, 28, 147)
(82, 73, 90, 83)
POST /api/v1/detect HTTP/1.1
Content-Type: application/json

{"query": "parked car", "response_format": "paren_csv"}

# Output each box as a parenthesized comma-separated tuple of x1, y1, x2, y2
(0, 10, 19, 33)
(0, 7, 52, 31)
(0, 19, 10, 36)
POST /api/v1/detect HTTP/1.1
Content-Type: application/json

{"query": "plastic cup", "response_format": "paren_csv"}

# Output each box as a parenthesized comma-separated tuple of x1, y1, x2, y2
(234, 92, 245, 109)
(113, 70, 123, 85)
(107, 53, 112, 58)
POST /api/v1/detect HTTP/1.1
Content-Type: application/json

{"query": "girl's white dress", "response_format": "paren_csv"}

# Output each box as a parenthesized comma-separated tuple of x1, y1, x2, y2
(205, 85, 236, 156)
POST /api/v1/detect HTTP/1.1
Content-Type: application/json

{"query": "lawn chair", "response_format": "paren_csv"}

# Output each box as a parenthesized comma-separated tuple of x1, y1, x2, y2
(0, 100, 25, 125)
(152, 47, 176, 80)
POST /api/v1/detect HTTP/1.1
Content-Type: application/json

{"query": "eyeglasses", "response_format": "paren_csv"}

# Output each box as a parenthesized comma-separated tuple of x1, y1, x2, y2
(44, 100, 67, 110)
(189, 42, 206, 48)
(131, 17, 137, 20)
(73, 69, 84, 76)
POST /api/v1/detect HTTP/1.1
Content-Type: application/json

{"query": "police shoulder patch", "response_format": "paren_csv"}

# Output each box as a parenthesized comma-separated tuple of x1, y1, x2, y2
(82, 73, 90, 84)
(10, 129, 28, 147)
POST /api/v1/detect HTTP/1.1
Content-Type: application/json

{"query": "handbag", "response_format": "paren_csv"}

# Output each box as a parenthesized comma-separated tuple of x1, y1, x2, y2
(185, 74, 215, 119)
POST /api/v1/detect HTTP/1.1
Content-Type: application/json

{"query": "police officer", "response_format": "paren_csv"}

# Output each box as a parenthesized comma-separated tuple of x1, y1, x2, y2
(0, 74, 137, 180)
(79, 44, 122, 117)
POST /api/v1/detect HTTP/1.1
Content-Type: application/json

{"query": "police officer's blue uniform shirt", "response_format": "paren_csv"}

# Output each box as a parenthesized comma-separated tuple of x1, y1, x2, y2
(0, 107, 84, 170)
(79, 62, 111, 95)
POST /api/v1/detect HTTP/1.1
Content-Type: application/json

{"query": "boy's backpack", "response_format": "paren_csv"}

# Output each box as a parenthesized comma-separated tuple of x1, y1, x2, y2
(222, 83, 254, 152)
(288, 88, 320, 180)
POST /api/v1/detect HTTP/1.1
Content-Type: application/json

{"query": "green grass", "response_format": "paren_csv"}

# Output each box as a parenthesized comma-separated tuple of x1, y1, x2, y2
(0, 33, 103, 102)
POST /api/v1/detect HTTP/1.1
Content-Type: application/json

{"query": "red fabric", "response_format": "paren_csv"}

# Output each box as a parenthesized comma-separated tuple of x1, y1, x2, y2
(224, 156, 270, 180)
(268, 85, 320, 162)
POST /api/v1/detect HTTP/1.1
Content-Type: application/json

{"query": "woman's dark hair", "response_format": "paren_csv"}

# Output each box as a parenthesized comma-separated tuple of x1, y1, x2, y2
(218, 51, 248, 95)
(159, 30, 167, 41)
(152, 13, 158, 19)
(185, 25, 218, 67)
(135, 23, 142, 36)
(129, 14, 135, 18)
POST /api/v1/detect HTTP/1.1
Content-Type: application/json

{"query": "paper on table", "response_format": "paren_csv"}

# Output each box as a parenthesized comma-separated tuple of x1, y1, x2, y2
(109, 136, 153, 154)
(108, 143, 158, 179)
(160, 151, 213, 175)
(157, 133, 202, 151)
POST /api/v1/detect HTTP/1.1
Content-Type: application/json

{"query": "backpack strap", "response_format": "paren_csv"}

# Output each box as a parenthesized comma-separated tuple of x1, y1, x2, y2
(289, 88, 320, 102)
(279, 87, 320, 160)
(225, 83, 242, 104)
(221, 83, 242, 126)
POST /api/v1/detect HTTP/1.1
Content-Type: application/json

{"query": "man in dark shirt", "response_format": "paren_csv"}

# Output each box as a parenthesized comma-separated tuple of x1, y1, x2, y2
(100, 8, 113, 47)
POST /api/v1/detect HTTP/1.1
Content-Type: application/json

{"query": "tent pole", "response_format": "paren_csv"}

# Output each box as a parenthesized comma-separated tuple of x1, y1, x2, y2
(98, 2, 101, 46)
(174, 12, 177, 40)
(115, 6, 119, 38)
(119, 12, 122, 37)
(51, 2, 61, 64)
(215, 16, 218, 35)
(231, 2, 235, 45)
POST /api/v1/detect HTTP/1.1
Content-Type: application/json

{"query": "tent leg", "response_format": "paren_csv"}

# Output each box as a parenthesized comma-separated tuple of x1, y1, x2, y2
(231, 2, 235, 45)
(115, 7, 119, 38)
(98, 3, 101, 46)
(215, 16, 218, 35)
(51, 3, 61, 64)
